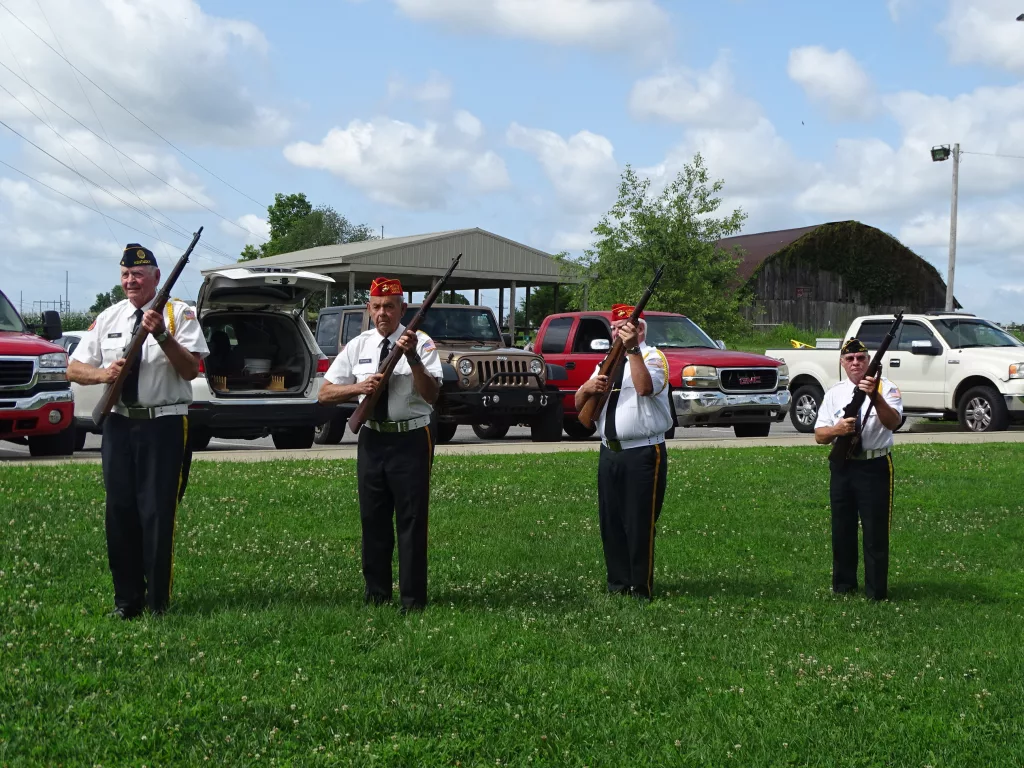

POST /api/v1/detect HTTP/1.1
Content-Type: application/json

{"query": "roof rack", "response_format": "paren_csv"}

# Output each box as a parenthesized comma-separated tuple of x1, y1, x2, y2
(923, 310, 975, 317)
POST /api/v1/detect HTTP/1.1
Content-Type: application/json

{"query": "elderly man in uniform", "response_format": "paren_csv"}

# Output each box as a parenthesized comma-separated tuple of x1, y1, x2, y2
(575, 304, 672, 601)
(67, 244, 209, 619)
(319, 277, 442, 612)
(814, 338, 903, 601)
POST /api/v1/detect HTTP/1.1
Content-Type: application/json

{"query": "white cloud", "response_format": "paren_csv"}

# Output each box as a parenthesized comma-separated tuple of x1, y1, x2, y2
(940, 0, 1024, 73)
(387, 71, 453, 104)
(506, 123, 619, 215)
(283, 116, 510, 209)
(787, 46, 878, 121)
(454, 109, 484, 138)
(389, 0, 671, 53)
(629, 53, 761, 129)
(900, 202, 1024, 256)
(220, 213, 270, 245)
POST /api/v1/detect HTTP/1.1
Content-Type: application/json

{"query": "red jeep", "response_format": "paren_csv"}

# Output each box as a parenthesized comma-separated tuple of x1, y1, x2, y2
(0, 289, 75, 456)
(534, 310, 791, 439)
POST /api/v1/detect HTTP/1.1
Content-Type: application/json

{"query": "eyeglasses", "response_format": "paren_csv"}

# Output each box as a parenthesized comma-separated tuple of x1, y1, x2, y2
(842, 354, 869, 363)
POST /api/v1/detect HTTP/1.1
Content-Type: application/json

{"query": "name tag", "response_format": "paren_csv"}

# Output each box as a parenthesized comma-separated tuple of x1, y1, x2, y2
(107, 332, 122, 338)
(358, 358, 372, 364)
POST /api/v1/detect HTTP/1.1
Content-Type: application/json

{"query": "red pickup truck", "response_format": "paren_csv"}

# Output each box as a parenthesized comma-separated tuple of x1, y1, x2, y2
(534, 310, 791, 439)
(0, 289, 75, 456)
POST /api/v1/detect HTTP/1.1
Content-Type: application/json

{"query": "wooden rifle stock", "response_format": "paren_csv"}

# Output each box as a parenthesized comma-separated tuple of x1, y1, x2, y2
(91, 228, 204, 428)
(828, 311, 903, 463)
(577, 265, 665, 429)
(348, 253, 462, 433)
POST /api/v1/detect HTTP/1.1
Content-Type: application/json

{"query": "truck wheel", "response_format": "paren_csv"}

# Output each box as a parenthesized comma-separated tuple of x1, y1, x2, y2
(531, 400, 564, 443)
(272, 427, 314, 450)
(562, 418, 596, 440)
(790, 384, 823, 433)
(28, 425, 76, 457)
(314, 414, 348, 445)
(472, 423, 510, 440)
(958, 386, 1009, 432)
(734, 423, 771, 438)
(434, 422, 458, 444)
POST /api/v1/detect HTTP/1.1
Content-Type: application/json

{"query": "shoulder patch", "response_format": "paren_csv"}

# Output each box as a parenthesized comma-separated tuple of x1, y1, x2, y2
(88, 319, 96, 331)
(421, 337, 436, 353)
(182, 307, 196, 321)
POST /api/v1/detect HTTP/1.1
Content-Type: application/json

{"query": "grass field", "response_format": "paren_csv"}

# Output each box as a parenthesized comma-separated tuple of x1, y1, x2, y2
(3, 445, 1024, 766)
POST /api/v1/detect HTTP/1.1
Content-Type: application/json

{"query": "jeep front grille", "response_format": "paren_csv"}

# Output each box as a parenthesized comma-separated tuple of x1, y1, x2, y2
(475, 359, 538, 388)
(0, 361, 34, 387)
(719, 367, 778, 393)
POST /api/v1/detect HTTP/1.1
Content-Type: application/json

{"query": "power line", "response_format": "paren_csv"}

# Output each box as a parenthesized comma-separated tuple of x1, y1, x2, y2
(961, 150, 1024, 162)
(0, 0, 269, 210)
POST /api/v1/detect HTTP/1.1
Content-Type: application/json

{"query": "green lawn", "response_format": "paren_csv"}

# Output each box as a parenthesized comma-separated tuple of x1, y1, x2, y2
(2, 445, 1024, 766)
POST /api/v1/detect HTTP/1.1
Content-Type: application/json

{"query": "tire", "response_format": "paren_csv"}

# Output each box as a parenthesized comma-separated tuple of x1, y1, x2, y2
(434, 422, 458, 444)
(531, 399, 564, 443)
(314, 414, 348, 445)
(28, 425, 76, 457)
(472, 423, 510, 440)
(272, 426, 315, 450)
(790, 384, 823, 433)
(957, 386, 1009, 432)
(73, 428, 87, 452)
(189, 427, 212, 451)
(733, 422, 771, 438)
(563, 418, 597, 440)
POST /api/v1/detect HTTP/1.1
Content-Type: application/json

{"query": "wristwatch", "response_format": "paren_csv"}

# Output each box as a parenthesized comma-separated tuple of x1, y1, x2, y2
(154, 330, 170, 344)
(405, 350, 422, 367)
(626, 345, 641, 356)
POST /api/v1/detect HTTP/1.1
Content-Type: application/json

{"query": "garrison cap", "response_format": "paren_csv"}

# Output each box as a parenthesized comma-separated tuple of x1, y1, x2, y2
(370, 276, 403, 297)
(841, 338, 868, 355)
(121, 243, 157, 268)
(611, 303, 643, 320)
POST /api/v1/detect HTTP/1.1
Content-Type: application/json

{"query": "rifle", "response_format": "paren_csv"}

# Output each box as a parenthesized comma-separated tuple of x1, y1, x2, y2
(91, 228, 204, 428)
(578, 265, 665, 430)
(828, 311, 903, 463)
(348, 252, 462, 433)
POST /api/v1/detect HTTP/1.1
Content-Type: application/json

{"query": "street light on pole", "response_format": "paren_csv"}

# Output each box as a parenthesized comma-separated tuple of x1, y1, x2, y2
(931, 143, 959, 312)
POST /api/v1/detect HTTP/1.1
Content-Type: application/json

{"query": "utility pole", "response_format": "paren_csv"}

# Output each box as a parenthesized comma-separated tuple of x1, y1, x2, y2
(946, 143, 960, 312)
(65, 271, 69, 313)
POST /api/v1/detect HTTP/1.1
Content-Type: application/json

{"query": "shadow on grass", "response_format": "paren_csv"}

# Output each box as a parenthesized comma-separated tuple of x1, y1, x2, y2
(890, 579, 1008, 604)
(657, 577, 799, 600)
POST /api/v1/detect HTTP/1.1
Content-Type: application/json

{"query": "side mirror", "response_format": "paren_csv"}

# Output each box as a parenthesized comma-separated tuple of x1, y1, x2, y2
(590, 338, 610, 352)
(910, 339, 941, 356)
(41, 310, 62, 341)
(715, 339, 727, 350)
(501, 333, 513, 347)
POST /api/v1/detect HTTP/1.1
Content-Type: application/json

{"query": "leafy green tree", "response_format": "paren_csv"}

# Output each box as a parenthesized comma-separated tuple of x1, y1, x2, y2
(513, 252, 588, 330)
(239, 192, 376, 262)
(89, 284, 126, 313)
(267, 193, 313, 240)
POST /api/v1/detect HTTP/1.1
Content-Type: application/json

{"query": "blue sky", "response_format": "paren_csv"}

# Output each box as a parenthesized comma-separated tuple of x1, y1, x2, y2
(1, 0, 1023, 323)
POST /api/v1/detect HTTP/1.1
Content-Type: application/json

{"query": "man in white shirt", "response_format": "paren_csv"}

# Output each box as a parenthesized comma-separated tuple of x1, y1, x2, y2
(67, 243, 209, 619)
(814, 337, 903, 600)
(575, 304, 672, 601)
(319, 276, 442, 612)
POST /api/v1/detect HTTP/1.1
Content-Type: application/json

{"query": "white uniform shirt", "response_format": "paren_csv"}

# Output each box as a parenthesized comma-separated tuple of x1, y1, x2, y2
(71, 298, 209, 407)
(591, 342, 673, 441)
(325, 324, 443, 421)
(814, 377, 903, 451)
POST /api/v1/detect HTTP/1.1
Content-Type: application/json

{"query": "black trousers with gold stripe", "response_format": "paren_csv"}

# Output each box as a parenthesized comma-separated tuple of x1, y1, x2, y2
(597, 443, 668, 599)
(357, 424, 434, 609)
(829, 454, 894, 600)
(101, 413, 188, 615)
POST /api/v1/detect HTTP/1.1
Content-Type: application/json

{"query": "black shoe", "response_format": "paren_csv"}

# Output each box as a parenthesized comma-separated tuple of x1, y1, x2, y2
(108, 606, 142, 620)
(400, 603, 425, 615)
(365, 594, 391, 607)
(608, 586, 629, 596)
(629, 588, 652, 604)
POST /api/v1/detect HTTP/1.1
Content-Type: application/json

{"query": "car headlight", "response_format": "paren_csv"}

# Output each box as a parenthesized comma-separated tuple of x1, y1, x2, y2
(529, 358, 544, 375)
(458, 358, 474, 376)
(1010, 363, 1024, 379)
(38, 352, 68, 368)
(777, 363, 790, 383)
(681, 365, 718, 388)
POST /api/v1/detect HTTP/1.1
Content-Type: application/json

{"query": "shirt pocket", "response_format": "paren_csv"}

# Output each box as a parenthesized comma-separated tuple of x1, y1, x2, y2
(351, 362, 377, 380)
(99, 336, 127, 366)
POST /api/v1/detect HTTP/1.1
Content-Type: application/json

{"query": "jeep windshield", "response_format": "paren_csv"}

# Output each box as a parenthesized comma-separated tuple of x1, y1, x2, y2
(932, 318, 1024, 349)
(643, 316, 716, 349)
(0, 290, 26, 332)
(401, 307, 501, 343)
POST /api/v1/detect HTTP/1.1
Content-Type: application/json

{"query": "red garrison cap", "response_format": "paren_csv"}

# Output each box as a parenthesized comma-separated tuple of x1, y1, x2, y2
(611, 303, 643, 320)
(370, 277, 403, 297)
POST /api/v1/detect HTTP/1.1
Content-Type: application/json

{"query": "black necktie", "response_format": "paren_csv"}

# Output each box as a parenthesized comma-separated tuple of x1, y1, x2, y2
(121, 309, 144, 406)
(373, 338, 391, 422)
(604, 358, 627, 440)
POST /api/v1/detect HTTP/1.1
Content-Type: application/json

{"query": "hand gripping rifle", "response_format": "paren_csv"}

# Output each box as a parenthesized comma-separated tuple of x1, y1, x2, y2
(828, 311, 903, 464)
(348, 252, 462, 433)
(577, 265, 665, 430)
(91, 228, 204, 428)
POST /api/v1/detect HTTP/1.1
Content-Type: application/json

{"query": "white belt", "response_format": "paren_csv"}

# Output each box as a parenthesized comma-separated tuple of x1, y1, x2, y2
(365, 414, 432, 433)
(602, 434, 665, 452)
(851, 445, 892, 460)
(112, 403, 189, 419)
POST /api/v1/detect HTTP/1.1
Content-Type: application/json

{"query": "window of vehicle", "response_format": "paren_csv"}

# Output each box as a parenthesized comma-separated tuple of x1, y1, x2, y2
(317, 312, 341, 348)
(572, 317, 611, 353)
(0, 291, 26, 333)
(854, 321, 893, 350)
(402, 307, 501, 343)
(643, 316, 716, 349)
(932, 318, 1024, 348)
(341, 313, 363, 344)
(64, 337, 80, 356)
(540, 317, 574, 354)
(896, 322, 938, 351)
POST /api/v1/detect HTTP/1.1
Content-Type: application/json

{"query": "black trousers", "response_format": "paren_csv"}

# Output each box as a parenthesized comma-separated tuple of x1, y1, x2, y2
(597, 443, 668, 599)
(357, 424, 434, 608)
(101, 414, 189, 614)
(829, 454, 894, 600)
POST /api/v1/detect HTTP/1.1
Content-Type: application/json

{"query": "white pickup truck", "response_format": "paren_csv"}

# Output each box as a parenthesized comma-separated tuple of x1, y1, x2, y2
(766, 312, 1024, 433)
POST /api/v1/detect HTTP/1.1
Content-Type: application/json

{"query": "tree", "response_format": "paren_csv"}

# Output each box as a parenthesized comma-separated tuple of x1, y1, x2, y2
(585, 155, 750, 338)
(90, 284, 126, 313)
(267, 192, 313, 240)
(239, 192, 376, 262)
(513, 252, 588, 331)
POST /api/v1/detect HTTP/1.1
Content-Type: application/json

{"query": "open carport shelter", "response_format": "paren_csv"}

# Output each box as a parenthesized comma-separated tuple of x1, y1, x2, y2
(204, 228, 582, 338)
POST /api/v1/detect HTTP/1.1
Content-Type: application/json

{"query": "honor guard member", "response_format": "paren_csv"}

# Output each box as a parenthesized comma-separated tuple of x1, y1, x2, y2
(67, 244, 209, 619)
(814, 338, 903, 601)
(575, 304, 672, 600)
(319, 277, 442, 612)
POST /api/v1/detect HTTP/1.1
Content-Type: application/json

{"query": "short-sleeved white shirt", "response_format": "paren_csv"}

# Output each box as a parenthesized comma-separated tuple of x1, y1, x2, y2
(590, 342, 673, 441)
(70, 298, 209, 407)
(324, 324, 443, 421)
(814, 377, 904, 451)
